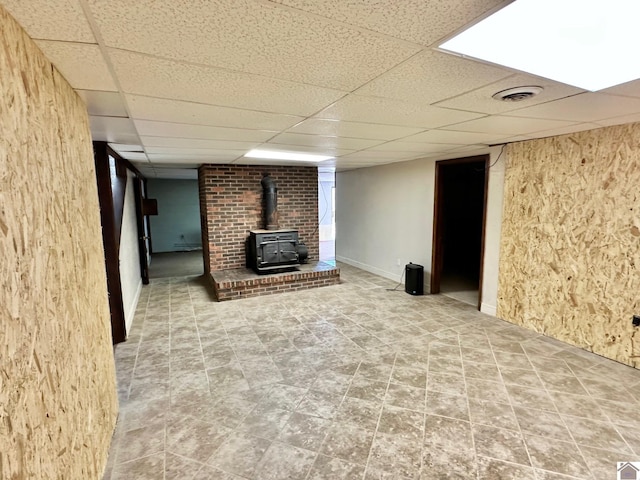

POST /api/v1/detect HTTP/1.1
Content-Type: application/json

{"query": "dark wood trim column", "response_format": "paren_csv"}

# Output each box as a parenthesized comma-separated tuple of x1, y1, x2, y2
(94, 141, 126, 344)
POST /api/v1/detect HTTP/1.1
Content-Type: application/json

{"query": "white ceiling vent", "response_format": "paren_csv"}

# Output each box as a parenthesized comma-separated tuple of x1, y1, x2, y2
(492, 86, 543, 102)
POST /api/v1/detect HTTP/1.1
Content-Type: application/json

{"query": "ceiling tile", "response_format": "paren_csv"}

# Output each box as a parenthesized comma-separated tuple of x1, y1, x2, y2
(505, 92, 640, 123)
(87, 0, 420, 90)
(355, 49, 512, 105)
(35, 41, 117, 91)
(254, 144, 354, 157)
(316, 95, 484, 128)
(147, 154, 231, 166)
(118, 152, 148, 161)
(140, 136, 260, 151)
(110, 50, 346, 116)
(339, 150, 420, 161)
(601, 78, 640, 99)
(109, 143, 144, 152)
(235, 158, 334, 167)
(134, 120, 277, 142)
(77, 90, 128, 117)
(145, 147, 246, 156)
(403, 129, 509, 145)
(435, 73, 584, 114)
(595, 112, 640, 128)
(126, 95, 303, 130)
(147, 152, 243, 162)
(369, 141, 460, 153)
(139, 167, 199, 180)
(530, 122, 603, 140)
(270, 0, 506, 47)
(287, 119, 424, 140)
(268, 133, 383, 150)
(89, 116, 140, 144)
(446, 115, 577, 135)
(2, 0, 95, 42)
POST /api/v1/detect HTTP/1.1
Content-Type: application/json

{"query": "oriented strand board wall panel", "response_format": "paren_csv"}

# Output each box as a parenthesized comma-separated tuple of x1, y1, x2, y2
(0, 6, 117, 479)
(497, 124, 640, 367)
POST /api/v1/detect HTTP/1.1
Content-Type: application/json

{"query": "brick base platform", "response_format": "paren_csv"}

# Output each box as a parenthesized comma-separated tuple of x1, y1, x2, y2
(210, 261, 340, 301)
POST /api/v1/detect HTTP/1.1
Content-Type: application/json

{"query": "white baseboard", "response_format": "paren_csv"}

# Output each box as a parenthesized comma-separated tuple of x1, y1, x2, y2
(336, 256, 404, 283)
(336, 256, 433, 292)
(480, 303, 497, 316)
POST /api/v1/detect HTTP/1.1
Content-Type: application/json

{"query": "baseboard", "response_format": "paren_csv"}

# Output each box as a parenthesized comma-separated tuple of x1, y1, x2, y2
(336, 256, 404, 283)
(480, 303, 497, 316)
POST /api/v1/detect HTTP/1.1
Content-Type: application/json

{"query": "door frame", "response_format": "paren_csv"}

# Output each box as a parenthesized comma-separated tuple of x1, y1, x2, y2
(430, 155, 490, 309)
(133, 177, 150, 285)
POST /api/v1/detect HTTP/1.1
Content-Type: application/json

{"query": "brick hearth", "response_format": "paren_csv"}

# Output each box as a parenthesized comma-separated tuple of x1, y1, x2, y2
(210, 261, 340, 301)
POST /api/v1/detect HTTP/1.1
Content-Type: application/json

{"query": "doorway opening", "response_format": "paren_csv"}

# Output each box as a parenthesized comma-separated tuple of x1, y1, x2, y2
(146, 177, 204, 279)
(318, 168, 336, 263)
(431, 155, 489, 308)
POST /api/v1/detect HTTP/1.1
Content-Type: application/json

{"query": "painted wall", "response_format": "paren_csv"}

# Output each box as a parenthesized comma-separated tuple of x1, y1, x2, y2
(497, 125, 640, 368)
(0, 6, 117, 479)
(147, 178, 202, 253)
(119, 170, 142, 333)
(336, 146, 504, 312)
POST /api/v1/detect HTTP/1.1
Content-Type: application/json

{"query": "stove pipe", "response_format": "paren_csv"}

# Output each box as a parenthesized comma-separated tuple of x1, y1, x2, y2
(261, 172, 279, 230)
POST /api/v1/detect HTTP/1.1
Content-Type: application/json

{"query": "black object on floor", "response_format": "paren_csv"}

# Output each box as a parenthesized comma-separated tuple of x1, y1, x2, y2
(405, 263, 424, 295)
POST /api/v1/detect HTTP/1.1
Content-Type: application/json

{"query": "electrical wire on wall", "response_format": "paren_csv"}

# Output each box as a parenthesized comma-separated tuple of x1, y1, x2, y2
(479, 143, 506, 171)
(386, 267, 406, 292)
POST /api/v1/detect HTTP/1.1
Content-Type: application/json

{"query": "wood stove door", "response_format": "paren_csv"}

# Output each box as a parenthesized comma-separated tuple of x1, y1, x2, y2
(279, 240, 298, 263)
(261, 241, 280, 265)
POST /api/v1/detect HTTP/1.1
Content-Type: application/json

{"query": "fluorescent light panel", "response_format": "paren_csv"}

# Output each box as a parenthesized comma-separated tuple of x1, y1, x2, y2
(439, 0, 640, 91)
(244, 149, 333, 162)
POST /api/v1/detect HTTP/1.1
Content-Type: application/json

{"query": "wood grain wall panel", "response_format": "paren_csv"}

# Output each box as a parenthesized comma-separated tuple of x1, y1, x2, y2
(497, 124, 640, 368)
(0, 6, 117, 479)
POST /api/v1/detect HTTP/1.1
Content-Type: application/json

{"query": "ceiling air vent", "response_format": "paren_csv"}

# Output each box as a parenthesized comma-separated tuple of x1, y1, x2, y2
(492, 86, 543, 102)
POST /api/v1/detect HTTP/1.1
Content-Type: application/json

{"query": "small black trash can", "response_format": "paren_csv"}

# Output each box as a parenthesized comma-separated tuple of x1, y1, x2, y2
(405, 263, 424, 296)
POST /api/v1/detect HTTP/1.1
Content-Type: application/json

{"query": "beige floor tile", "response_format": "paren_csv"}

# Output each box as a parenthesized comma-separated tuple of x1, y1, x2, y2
(105, 263, 640, 480)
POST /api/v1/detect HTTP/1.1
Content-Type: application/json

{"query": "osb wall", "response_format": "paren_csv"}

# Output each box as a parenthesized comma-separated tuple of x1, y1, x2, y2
(0, 6, 118, 479)
(199, 165, 319, 271)
(497, 124, 640, 368)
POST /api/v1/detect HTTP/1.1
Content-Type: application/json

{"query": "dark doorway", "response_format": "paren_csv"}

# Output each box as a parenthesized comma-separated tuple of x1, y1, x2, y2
(431, 155, 489, 308)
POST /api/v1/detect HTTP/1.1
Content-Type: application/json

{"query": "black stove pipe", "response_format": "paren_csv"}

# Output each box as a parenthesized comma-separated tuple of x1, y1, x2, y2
(261, 173, 279, 230)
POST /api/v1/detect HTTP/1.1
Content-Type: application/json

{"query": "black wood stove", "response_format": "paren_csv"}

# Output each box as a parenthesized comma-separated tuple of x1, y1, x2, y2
(245, 173, 308, 274)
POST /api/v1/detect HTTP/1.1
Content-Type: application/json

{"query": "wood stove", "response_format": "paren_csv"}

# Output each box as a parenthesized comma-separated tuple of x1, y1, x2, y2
(246, 229, 308, 273)
(245, 172, 308, 273)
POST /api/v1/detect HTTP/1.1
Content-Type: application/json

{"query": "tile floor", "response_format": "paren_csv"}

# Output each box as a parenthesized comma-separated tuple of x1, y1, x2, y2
(103, 263, 640, 480)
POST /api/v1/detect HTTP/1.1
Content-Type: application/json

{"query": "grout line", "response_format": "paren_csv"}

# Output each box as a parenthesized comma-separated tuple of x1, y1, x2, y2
(518, 345, 597, 479)
(457, 333, 482, 480)
(486, 333, 537, 476)
(361, 353, 398, 479)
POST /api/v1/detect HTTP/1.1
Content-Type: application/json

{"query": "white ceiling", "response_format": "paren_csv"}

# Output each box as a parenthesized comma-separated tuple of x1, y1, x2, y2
(5, 0, 640, 178)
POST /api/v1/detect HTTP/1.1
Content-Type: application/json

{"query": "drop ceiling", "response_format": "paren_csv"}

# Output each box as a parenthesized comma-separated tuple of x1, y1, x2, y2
(4, 0, 640, 178)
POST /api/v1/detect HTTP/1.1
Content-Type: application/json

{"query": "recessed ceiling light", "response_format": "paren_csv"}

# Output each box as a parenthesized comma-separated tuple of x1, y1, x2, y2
(439, 0, 640, 91)
(492, 86, 543, 102)
(244, 149, 333, 162)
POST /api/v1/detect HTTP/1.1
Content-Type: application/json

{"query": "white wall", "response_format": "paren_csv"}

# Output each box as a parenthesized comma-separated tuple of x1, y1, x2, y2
(336, 158, 436, 282)
(119, 170, 142, 333)
(336, 146, 505, 314)
(479, 146, 505, 315)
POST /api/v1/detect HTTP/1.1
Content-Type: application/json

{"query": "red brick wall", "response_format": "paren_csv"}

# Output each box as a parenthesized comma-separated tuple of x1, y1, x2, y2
(198, 165, 319, 271)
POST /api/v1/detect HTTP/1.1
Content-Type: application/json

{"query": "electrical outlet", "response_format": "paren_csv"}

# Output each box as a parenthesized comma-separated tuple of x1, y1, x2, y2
(396, 258, 401, 267)
(633, 315, 640, 327)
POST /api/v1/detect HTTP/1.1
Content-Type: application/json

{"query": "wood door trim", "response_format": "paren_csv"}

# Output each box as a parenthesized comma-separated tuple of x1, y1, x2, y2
(94, 142, 126, 344)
